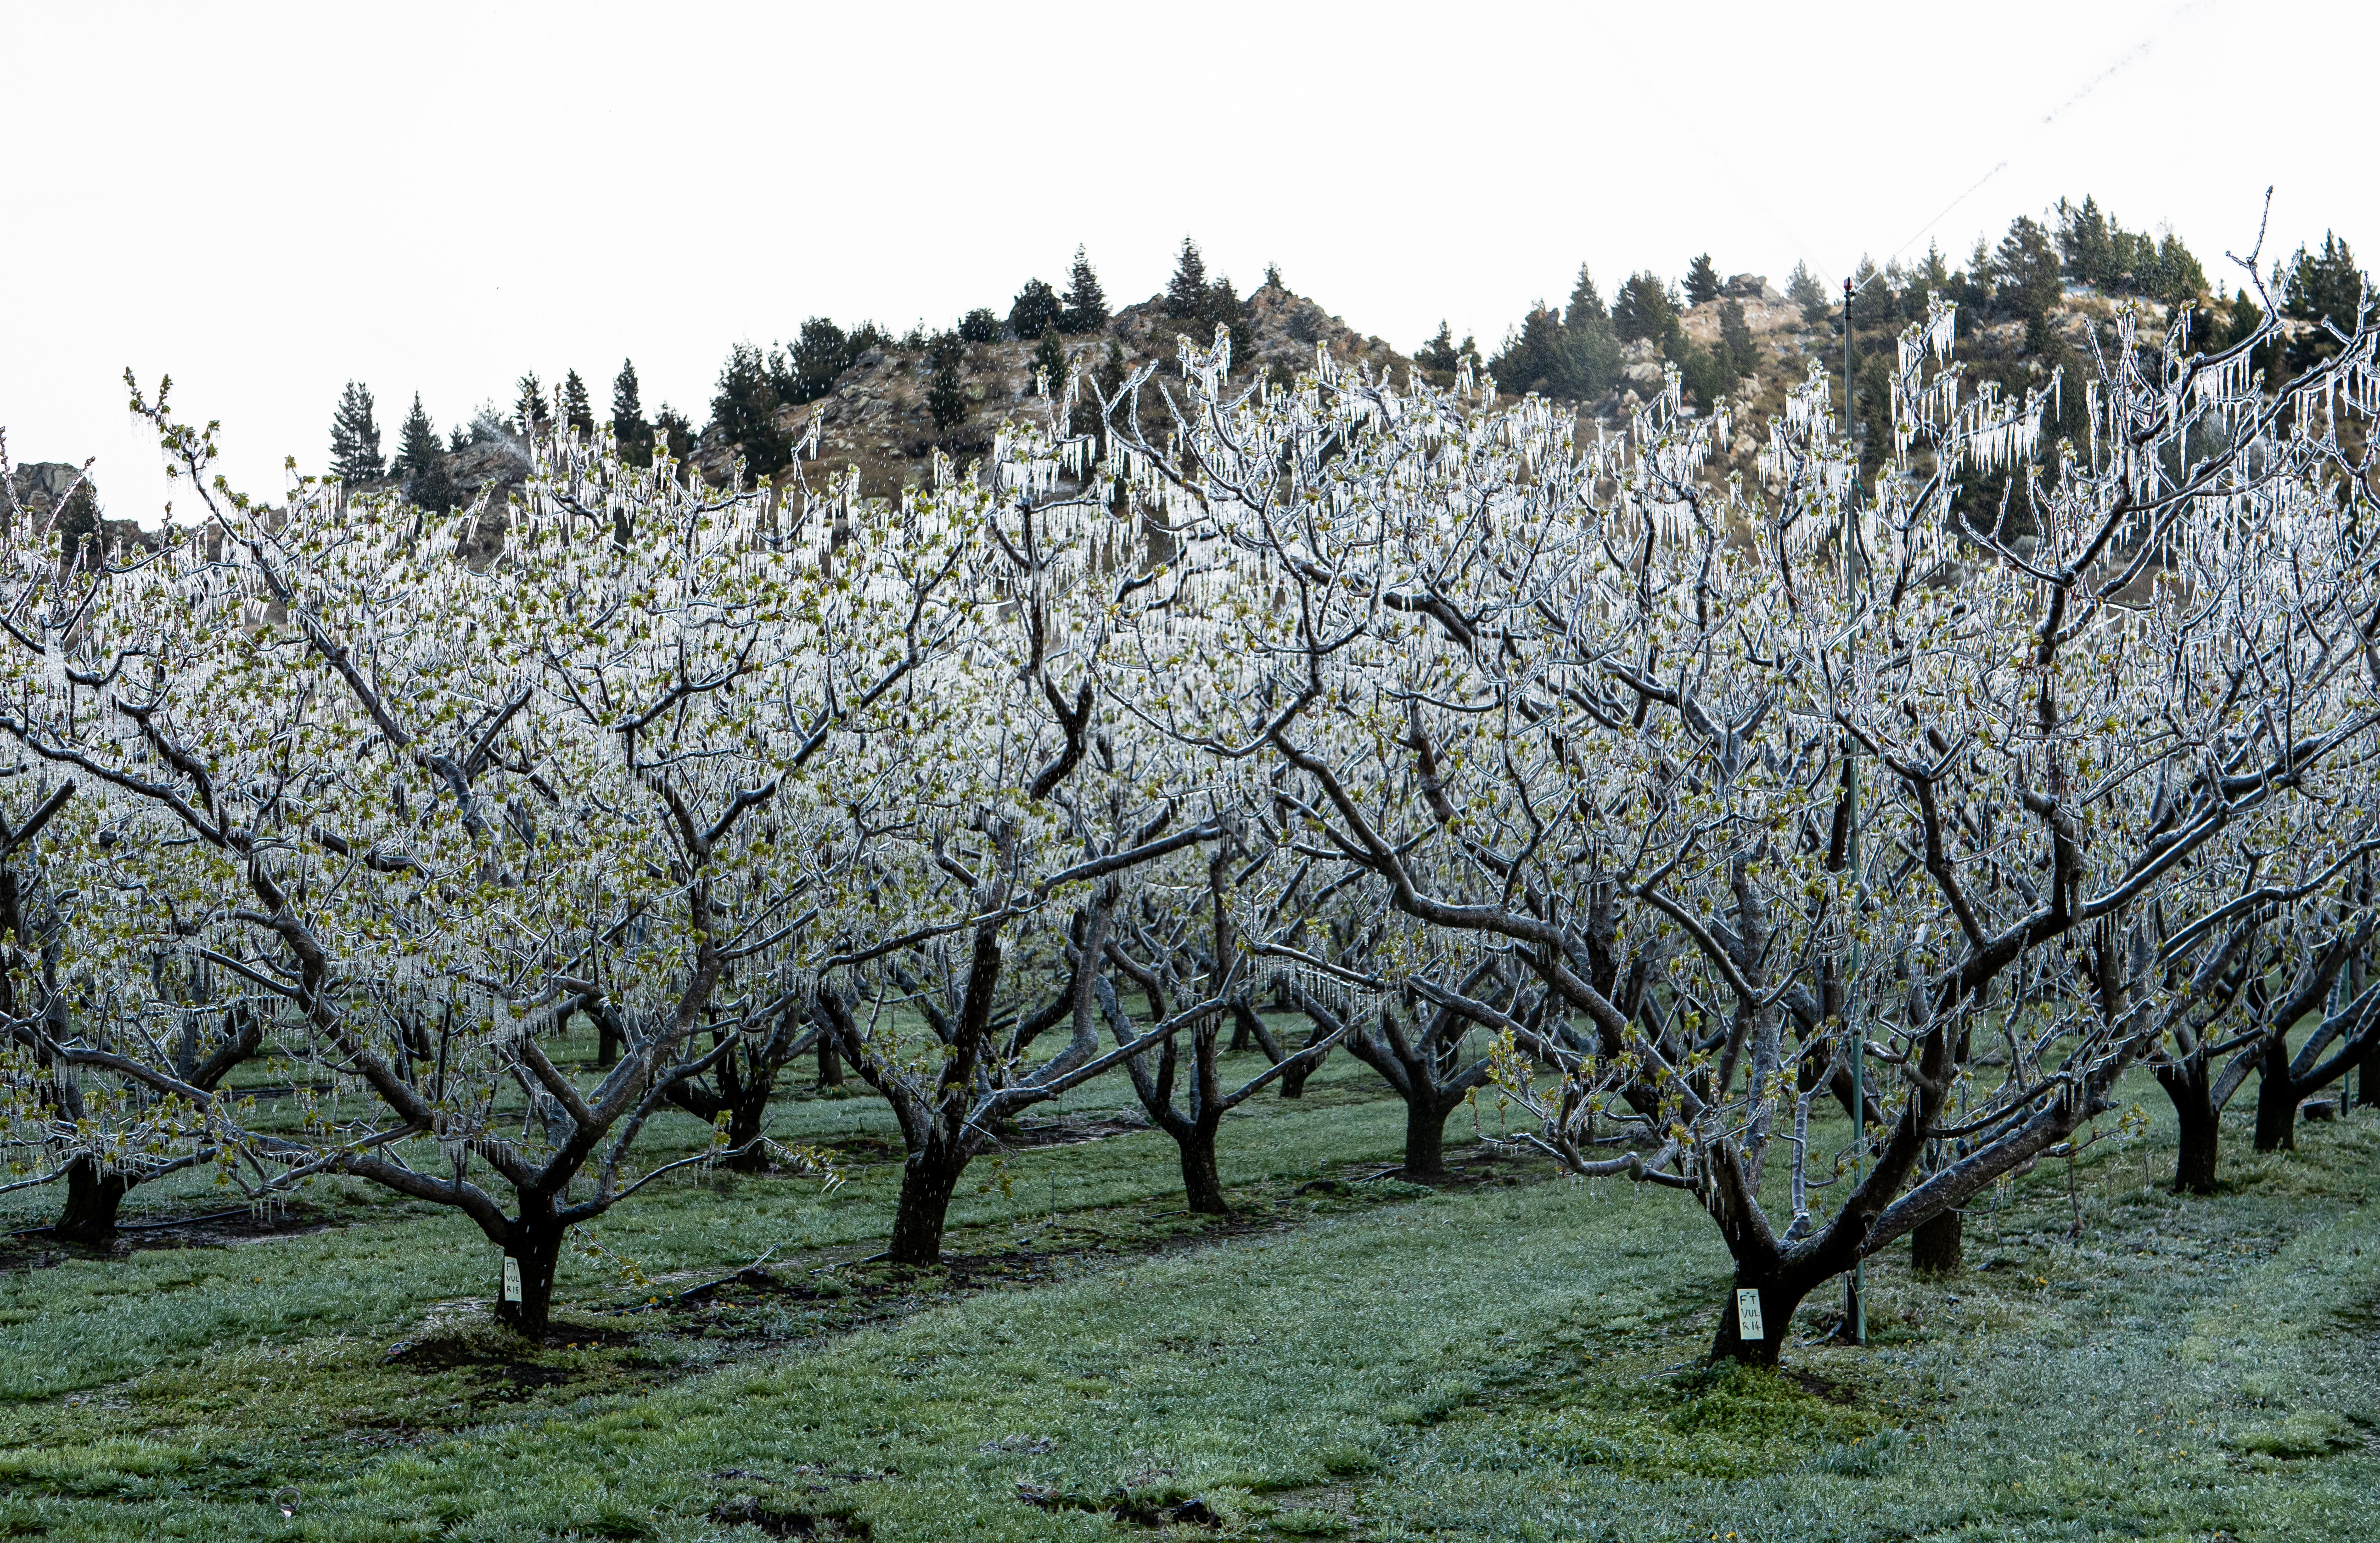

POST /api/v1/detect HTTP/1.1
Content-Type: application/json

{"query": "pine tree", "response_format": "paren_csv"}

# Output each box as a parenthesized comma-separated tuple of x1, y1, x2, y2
(2284, 232, 2367, 371)
(1849, 257, 1899, 331)
(1565, 264, 1607, 326)
(1994, 215, 2063, 348)
(1417, 321, 1460, 373)
(1684, 253, 1722, 306)
(1549, 265, 1622, 399)
(1718, 300, 1757, 380)
(393, 393, 436, 478)
(790, 317, 852, 402)
(1550, 321, 1621, 401)
(1957, 237, 1996, 313)
(1612, 272, 1681, 350)
(1915, 241, 1954, 303)
(926, 331, 968, 436)
(1008, 279, 1061, 342)
(1060, 246, 1108, 334)
(708, 343, 794, 475)
(2144, 232, 2207, 308)
(2055, 196, 2116, 288)
(561, 370, 594, 435)
(514, 373, 551, 438)
(1263, 261, 1284, 291)
(612, 359, 650, 459)
(653, 404, 696, 462)
(957, 308, 1001, 343)
(329, 382, 385, 483)
(1489, 304, 1562, 394)
(1033, 330, 1065, 393)
(2217, 288, 2263, 351)
(1200, 271, 1248, 362)
(394, 394, 456, 515)
(1165, 237, 1209, 319)
(1787, 261, 1831, 327)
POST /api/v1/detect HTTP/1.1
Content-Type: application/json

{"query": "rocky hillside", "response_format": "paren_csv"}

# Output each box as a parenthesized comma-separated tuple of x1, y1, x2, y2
(23, 259, 2236, 547)
(696, 281, 1411, 501)
(5, 461, 153, 561)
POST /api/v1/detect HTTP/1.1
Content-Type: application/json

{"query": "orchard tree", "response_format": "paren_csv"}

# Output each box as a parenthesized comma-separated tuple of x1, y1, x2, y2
(1098, 288, 2380, 1366)
(0, 384, 990, 1335)
(1092, 826, 1348, 1210)
(805, 412, 1222, 1263)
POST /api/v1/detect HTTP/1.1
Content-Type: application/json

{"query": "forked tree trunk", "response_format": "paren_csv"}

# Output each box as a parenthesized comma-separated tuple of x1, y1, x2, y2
(2158, 1057, 2221, 1194)
(1711, 1266, 1821, 1367)
(494, 1208, 567, 1341)
(1402, 1096, 1450, 1181)
(52, 1156, 128, 1245)
(888, 1148, 965, 1266)
(1279, 1021, 1330, 1099)
(816, 1036, 845, 1089)
(724, 1078, 773, 1172)
(1178, 1122, 1228, 1214)
(1910, 1209, 1962, 1275)
(2254, 1038, 2298, 1153)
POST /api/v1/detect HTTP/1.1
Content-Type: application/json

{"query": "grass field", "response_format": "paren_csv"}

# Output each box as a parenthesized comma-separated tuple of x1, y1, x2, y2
(0, 1041, 2374, 1541)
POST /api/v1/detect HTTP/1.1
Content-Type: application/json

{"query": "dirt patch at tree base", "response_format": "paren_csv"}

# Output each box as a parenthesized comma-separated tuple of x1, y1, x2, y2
(0, 1201, 339, 1269)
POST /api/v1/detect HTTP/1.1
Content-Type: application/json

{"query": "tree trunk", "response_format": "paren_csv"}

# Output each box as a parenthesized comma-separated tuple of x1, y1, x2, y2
(816, 1036, 844, 1090)
(2158, 1058, 2221, 1194)
(494, 1209, 565, 1341)
(887, 1147, 964, 1266)
(1710, 1268, 1818, 1366)
(1178, 1122, 1228, 1214)
(1279, 1023, 1330, 1099)
(52, 1157, 128, 1245)
(595, 1014, 621, 1070)
(725, 1081, 773, 1172)
(2355, 1029, 2378, 1111)
(2253, 1038, 2298, 1153)
(1910, 1209, 1962, 1275)
(1401, 1095, 1450, 1181)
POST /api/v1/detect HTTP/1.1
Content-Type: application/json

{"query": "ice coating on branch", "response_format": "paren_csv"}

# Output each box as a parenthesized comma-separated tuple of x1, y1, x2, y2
(9, 289, 2380, 1223)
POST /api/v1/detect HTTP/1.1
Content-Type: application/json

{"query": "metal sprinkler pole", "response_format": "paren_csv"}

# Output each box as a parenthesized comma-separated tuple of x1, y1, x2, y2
(1842, 275, 1867, 1348)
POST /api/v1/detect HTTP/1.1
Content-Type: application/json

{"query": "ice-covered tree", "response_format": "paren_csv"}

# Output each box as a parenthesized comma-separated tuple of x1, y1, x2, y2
(1097, 288, 2380, 1366)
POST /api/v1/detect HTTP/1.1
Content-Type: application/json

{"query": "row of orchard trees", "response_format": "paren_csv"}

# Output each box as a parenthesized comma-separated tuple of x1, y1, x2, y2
(2, 273, 2377, 1362)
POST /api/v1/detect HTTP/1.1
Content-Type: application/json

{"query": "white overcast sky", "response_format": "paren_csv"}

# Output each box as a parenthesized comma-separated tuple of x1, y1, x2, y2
(4, 0, 2370, 523)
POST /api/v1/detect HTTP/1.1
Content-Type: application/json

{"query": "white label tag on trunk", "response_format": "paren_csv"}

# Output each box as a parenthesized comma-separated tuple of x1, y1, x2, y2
(503, 1256, 523, 1303)
(1735, 1287, 1765, 1342)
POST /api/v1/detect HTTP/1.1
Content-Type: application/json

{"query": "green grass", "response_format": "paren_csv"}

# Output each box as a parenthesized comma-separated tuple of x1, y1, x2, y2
(0, 1053, 2374, 1541)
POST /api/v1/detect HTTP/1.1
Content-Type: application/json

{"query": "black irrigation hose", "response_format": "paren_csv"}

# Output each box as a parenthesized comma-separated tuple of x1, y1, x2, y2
(113, 1207, 271, 1232)
(7, 1207, 277, 1239)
